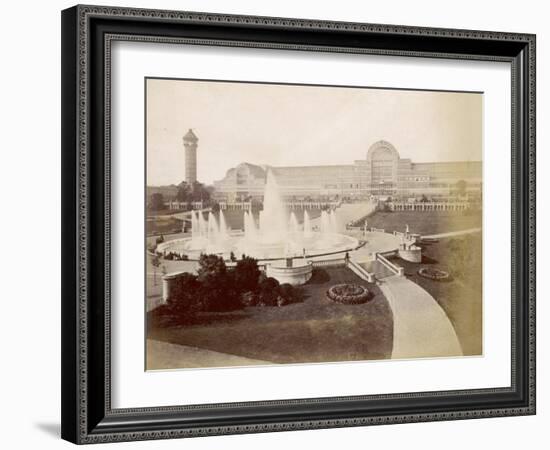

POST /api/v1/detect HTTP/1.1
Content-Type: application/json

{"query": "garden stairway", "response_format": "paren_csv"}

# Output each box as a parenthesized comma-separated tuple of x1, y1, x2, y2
(360, 260, 396, 280)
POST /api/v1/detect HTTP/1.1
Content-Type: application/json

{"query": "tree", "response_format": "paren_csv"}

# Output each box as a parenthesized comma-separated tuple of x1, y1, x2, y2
(177, 181, 212, 203)
(234, 256, 261, 293)
(176, 182, 192, 202)
(197, 254, 227, 282)
(149, 193, 165, 211)
(191, 181, 211, 202)
(455, 180, 467, 197)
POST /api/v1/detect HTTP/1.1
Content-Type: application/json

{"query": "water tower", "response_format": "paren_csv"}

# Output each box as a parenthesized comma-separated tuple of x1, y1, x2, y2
(183, 129, 198, 184)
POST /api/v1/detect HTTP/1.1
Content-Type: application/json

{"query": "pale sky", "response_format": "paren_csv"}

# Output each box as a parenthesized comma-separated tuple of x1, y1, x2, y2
(146, 78, 482, 186)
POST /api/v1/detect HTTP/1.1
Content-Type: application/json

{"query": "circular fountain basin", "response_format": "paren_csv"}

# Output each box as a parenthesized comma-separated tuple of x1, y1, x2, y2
(156, 231, 359, 261)
(266, 258, 313, 286)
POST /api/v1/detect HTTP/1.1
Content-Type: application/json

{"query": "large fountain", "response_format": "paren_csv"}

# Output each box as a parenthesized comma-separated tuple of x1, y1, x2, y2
(157, 171, 359, 260)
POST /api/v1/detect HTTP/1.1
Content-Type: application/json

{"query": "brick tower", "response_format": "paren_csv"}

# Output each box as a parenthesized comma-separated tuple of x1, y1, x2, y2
(183, 129, 198, 184)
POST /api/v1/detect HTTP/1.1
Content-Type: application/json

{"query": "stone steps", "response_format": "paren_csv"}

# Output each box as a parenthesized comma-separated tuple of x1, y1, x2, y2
(360, 260, 395, 280)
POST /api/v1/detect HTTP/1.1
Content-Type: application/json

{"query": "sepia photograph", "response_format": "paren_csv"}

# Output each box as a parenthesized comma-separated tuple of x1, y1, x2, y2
(145, 78, 483, 370)
(58, 4, 537, 444)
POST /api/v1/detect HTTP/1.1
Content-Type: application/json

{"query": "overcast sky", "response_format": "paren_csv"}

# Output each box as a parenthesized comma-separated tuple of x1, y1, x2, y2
(146, 78, 482, 186)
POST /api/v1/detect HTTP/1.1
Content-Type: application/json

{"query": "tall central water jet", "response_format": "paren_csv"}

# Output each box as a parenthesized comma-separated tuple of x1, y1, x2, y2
(258, 170, 288, 243)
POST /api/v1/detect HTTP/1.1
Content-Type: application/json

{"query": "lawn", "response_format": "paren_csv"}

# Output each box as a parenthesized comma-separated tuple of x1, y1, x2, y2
(148, 266, 393, 367)
(359, 210, 481, 236)
(390, 233, 483, 356)
(146, 216, 183, 236)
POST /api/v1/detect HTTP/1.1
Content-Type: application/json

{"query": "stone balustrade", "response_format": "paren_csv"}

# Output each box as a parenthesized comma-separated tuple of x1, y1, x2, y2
(389, 201, 470, 212)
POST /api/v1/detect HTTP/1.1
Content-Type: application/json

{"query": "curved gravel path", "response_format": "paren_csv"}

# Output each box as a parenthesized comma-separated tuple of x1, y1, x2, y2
(378, 276, 463, 359)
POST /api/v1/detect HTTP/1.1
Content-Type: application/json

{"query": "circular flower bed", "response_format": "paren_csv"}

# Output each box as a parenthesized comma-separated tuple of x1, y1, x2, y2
(326, 283, 370, 304)
(417, 267, 450, 281)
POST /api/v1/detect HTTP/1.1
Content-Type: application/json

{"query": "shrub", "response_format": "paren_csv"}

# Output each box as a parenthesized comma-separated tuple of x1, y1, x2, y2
(166, 273, 202, 319)
(257, 272, 267, 285)
(234, 256, 261, 293)
(279, 283, 295, 302)
(200, 270, 240, 312)
(240, 290, 258, 307)
(258, 277, 280, 306)
(194, 254, 239, 311)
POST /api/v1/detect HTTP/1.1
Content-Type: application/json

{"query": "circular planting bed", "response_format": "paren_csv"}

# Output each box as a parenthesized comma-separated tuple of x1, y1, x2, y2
(417, 267, 450, 281)
(326, 283, 370, 305)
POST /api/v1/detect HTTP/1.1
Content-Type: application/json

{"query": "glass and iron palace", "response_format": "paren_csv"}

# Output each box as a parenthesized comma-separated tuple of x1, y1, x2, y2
(212, 140, 481, 203)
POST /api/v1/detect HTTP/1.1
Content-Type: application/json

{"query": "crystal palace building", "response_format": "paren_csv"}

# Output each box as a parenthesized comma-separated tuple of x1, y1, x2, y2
(212, 140, 482, 203)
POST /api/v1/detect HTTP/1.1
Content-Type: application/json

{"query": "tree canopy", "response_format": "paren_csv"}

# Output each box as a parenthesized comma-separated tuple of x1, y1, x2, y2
(234, 256, 261, 293)
(177, 181, 212, 202)
(149, 192, 165, 211)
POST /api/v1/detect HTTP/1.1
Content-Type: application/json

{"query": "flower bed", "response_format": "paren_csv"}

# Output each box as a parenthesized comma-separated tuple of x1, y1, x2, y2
(417, 267, 450, 281)
(326, 283, 370, 304)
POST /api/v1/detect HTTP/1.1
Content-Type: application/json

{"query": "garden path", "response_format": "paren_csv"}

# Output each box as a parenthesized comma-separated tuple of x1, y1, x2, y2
(378, 276, 463, 359)
(422, 228, 482, 239)
(147, 339, 272, 370)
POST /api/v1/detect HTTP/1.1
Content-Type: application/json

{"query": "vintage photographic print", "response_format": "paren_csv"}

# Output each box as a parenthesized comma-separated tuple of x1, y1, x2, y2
(145, 78, 482, 370)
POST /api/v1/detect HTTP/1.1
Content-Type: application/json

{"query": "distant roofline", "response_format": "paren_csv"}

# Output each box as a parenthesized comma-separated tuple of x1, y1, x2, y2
(272, 164, 356, 170)
(240, 160, 482, 171)
(412, 160, 482, 165)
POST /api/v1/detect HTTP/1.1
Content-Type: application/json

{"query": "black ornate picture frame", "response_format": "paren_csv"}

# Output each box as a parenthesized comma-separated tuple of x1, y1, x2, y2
(61, 4, 536, 444)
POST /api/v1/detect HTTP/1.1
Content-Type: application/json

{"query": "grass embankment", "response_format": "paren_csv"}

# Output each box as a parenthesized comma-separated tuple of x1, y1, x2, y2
(146, 216, 183, 236)
(361, 210, 481, 236)
(392, 233, 483, 356)
(148, 266, 393, 366)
